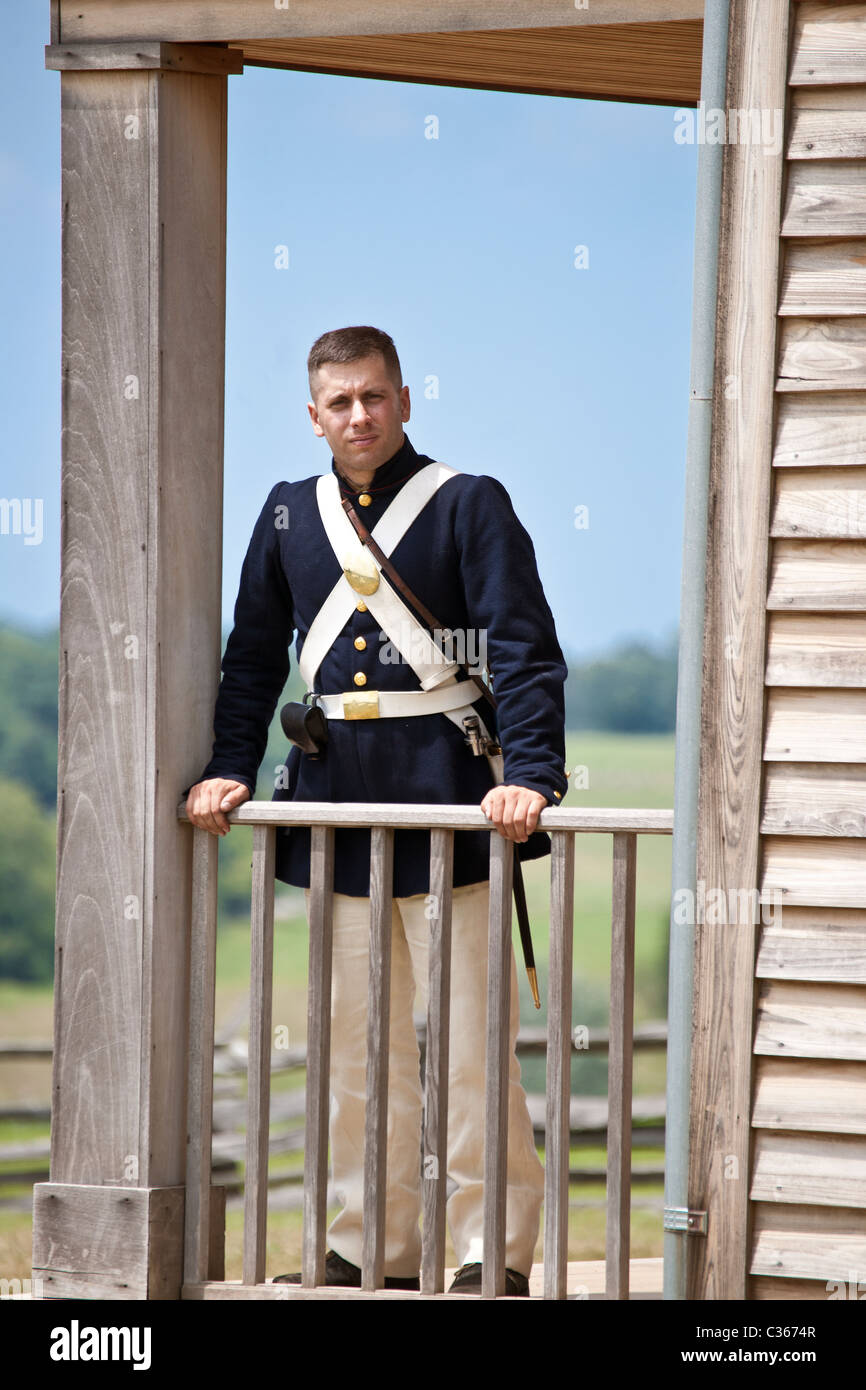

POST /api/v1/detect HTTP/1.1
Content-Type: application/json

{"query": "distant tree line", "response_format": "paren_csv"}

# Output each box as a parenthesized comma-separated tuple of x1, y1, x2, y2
(563, 635, 679, 734)
(0, 622, 678, 981)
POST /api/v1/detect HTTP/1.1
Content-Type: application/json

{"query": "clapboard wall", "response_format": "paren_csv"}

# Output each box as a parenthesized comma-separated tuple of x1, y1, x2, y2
(754, 0, 866, 1299)
(690, 0, 866, 1300)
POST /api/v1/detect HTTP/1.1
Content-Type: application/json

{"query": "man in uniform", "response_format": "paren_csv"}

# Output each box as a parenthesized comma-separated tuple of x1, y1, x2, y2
(186, 326, 569, 1295)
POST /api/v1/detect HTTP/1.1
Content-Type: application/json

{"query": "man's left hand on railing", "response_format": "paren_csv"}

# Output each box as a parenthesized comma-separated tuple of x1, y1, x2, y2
(480, 785, 548, 843)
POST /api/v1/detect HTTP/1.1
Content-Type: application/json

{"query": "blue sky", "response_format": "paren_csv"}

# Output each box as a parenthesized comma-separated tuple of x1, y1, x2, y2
(1, 10, 698, 661)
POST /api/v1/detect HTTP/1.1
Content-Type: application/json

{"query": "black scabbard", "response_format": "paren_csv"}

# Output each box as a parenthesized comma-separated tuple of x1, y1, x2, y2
(512, 853, 541, 1010)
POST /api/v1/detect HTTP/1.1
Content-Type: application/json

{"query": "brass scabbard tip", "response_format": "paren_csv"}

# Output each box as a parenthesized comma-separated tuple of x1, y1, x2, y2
(527, 966, 541, 1011)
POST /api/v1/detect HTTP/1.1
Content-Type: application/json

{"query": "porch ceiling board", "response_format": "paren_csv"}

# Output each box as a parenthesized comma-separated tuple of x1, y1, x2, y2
(224, 24, 703, 107)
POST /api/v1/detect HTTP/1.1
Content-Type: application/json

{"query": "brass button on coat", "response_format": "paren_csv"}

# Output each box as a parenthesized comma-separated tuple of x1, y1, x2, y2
(358, 493, 372, 507)
(353, 672, 367, 687)
(356, 600, 367, 612)
(354, 636, 366, 651)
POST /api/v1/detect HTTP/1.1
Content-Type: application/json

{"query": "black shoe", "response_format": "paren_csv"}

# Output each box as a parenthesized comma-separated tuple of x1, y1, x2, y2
(273, 1249, 420, 1291)
(447, 1262, 530, 1297)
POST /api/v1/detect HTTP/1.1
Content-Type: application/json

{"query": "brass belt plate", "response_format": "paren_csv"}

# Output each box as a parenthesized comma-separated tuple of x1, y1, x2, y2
(342, 691, 380, 719)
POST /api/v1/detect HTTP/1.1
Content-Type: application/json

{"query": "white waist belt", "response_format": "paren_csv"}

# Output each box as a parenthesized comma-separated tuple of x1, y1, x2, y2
(315, 679, 483, 720)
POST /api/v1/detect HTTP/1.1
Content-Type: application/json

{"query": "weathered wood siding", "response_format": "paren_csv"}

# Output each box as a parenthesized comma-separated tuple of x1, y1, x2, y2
(692, 0, 866, 1300)
(752, 0, 866, 1299)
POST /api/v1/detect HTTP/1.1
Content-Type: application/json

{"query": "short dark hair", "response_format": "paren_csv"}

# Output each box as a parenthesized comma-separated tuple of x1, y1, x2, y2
(307, 326, 403, 399)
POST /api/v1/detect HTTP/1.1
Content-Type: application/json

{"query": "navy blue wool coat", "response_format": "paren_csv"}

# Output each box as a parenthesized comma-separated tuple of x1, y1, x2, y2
(195, 433, 570, 897)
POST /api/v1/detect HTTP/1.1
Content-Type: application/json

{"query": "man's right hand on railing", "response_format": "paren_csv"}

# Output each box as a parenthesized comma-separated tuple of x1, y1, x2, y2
(185, 778, 251, 837)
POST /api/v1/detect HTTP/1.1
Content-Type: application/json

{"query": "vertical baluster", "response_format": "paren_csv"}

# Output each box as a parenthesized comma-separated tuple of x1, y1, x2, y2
(544, 830, 575, 1300)
(243, 824, 276, 1286)
(421, 828, 454, 1295)
(482, 833, 513, 1300)
(361, 826, 394, 1291)
(302, 824, 334, 1287)
(606, 831, 637, 1300)
(184, 826, 219, 1286)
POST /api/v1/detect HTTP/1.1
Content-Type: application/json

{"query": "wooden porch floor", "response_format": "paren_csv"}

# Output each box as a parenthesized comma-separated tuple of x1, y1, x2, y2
(182, 1257, 664, 1300)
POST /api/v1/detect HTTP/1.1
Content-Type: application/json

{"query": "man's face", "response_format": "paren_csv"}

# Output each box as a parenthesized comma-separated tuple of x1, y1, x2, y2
(307, 353, 410, 474)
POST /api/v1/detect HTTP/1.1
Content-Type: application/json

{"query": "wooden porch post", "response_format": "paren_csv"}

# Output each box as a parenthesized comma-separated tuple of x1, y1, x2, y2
(31, 41, 240, 1299)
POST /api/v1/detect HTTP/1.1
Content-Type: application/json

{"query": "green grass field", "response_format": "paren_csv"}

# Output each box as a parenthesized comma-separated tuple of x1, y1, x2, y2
(0, 731, 674, 1283)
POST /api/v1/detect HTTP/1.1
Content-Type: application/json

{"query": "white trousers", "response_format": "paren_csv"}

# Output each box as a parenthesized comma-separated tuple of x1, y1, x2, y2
(303, 879, 545, 1278)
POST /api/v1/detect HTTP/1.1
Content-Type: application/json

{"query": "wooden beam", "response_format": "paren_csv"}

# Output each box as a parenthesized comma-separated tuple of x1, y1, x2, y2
(45, 41, 244, 74)
(54, 3, 703, 105)
(33, 60, 227, 1298)
(58, 0, 704, 43)
(687, 0, 790, 1302)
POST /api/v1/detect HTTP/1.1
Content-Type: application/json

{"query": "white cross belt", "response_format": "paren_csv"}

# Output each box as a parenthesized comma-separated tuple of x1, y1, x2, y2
(314, 679, 484, 720)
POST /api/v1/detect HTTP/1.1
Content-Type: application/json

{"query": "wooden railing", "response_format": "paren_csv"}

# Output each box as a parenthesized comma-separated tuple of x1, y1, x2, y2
(177, 801, 673, 1300)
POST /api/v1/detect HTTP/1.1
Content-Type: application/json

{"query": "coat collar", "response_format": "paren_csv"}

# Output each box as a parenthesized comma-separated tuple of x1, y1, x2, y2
(331, 432, 425, 501)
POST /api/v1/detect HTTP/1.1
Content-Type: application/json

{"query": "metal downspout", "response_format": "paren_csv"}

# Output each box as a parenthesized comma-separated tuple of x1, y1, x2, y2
(662, 0, 730, 1300)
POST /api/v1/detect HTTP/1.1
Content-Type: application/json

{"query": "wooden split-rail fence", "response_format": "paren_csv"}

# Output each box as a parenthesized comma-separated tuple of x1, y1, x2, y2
(0, 1027, 667, 1204)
